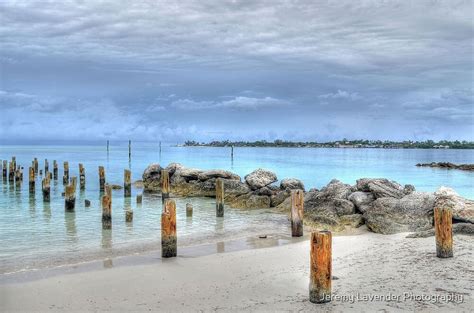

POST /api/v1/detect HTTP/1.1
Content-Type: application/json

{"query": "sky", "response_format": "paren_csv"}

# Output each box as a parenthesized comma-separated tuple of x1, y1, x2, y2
(0, 0, 473, 142)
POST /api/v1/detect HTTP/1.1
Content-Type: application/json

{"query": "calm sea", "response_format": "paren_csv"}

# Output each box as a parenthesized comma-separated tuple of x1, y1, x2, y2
(0, 142, 473, 274)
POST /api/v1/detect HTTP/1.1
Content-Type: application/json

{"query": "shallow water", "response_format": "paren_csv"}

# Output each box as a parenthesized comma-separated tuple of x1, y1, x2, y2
(0, 143, 473, 273)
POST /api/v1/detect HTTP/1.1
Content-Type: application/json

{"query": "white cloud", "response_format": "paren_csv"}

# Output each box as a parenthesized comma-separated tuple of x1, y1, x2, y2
(319, 90, 360, 101)
(171, 96, 290, 111)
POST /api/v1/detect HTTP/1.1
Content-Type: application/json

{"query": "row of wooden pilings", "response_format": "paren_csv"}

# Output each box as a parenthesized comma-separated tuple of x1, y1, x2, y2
(1, 157, 455, 304)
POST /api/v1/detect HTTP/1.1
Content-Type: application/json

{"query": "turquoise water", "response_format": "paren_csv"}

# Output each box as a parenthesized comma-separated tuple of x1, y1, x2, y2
(0, 143, 473, 273)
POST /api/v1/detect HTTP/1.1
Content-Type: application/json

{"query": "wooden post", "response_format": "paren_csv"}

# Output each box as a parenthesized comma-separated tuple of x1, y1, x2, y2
(126, 210, 133, 223)
(128, 140, 131, 160)
(11, 156, 16, 170)
(63, 161, 69, 185)
(161, 199, 177, 258)
(29, 167, 35, 193)
(216, 178, 224, 217)
(102, 184, 112, 229)
(186, 203, 193, 217)
(70, 176, 77, 192)
(2, 160, 7, 179)
(136, 194, 142, 204)
(161, 169, 170, 204)
(434, 207, 453, 258)
(159, 141, 162, 154)
(44, 159, 49, 173)
(65, 183, 76, 211)
(107, 140, 109, 153)
(79, 163, 85, 190)
(16, 166, 23, 183)
(53, 160, 58, 180)
(309, 231, 332, 304)
(124, 169, 131, 197)
(42, 175, 51, 202)
(8, 162, 15, 182)
(34, 158, 38, 174)
(231, 145, 234, 158)
(99, 166, 105, 192)
(39, 169, 43, 176)
(291, 190, 304, 237)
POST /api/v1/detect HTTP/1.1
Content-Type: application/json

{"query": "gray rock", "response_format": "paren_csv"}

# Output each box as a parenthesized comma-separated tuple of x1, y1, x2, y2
(339, 214, 364, 228)
(165, 162, 184, 176)
(198, 170, 240, 181)
(356, 178, 405, 199)
(256, 186, 274, 196)
(244, 168, 278, 190)
(333, 199, 356, 216)
(271, 190, 291, 207)
(348, 191, 375, 213)
(406, 223, 474, 238)
(84, 199, 91, 207)
(403, 184, 416, 195)
(280, 178, 305, 191)
(227, 193, 271, 209)
(435, 187, 474, 224)
(364, 192, 435, 234)
(142, 163, 163, 191)
(177, 168, 204, 181)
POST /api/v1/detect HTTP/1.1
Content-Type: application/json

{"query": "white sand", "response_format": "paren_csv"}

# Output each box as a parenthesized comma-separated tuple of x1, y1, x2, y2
(1, 231, 472, 312)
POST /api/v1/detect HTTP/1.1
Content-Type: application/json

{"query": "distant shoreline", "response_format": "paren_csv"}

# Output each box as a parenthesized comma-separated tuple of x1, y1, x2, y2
(181, 140, 474, 149)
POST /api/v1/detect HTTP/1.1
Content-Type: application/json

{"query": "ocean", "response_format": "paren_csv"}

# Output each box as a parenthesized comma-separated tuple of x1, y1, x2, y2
(0, 142, 473, 274)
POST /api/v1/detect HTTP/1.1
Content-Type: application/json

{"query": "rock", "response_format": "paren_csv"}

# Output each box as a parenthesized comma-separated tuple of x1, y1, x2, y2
(348, 191, 375, 213)
(333, 199, 356, 216)
(244, 168, 277, 190)
(363, 192, 435, 234)
(84, 199, 91, 207)
(165, 162, 184, 176)
(280, 178, 305, 191)
(406, 223, 474, 238)
(142, 163, 163, 191)
(133, 180, 144, 188)
(197, 170, 240, 181)
(271, 190, 291, 207)
(256, 186, 274, 196)
(339, 214, 364, 228)
(227, 193, 271, 209)
(416, 162, 474, 171)
(356, 178, 405, 199)
(110, 184, 122, 190)
(434, 187, 474, 224)
(177, 167, 204, 181)
(403, 184, 415, 194)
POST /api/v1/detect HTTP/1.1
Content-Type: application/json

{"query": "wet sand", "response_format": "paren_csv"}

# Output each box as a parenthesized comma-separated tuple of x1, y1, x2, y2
(1, 231, 472, 312)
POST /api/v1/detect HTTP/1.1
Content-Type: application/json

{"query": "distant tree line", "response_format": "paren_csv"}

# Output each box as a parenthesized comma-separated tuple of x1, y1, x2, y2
(183, 139, 474, 149)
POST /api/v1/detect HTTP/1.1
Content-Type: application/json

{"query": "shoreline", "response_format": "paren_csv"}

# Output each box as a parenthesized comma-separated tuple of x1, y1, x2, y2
(1, 231, 472, 312)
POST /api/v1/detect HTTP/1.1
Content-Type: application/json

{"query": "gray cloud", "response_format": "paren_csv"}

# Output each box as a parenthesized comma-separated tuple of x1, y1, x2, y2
(0, 0, 472, 141)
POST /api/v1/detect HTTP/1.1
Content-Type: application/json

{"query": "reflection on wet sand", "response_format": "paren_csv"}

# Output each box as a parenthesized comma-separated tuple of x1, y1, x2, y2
(103, 258, 113, 268)
(216, 241, 225, 253)
(101, 228, 112, 249)
(214, 218, 224, 234)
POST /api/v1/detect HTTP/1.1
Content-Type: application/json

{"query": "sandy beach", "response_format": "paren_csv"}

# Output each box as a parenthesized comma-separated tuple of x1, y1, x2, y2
(1, 230, 472, 312)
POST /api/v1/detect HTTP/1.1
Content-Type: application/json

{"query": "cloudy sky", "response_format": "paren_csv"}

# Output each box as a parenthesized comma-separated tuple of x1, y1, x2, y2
(0, 0, 472, 142)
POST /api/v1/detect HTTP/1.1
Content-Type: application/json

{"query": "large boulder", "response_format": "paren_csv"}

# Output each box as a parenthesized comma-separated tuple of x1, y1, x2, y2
(142, 163, 163, 191)
(434, 187, 474, 224)
(363, 192, 435, 234)
(244, 168, 277, 190)
(227, 193, 271, 209)
(348, 191, 375, 213)
(198, 170, 240, 181)
(280, 178, 305, 191)
(356, 178, 405, 199)
(304, 180, 354, 216)
(271, 190, 291, 207)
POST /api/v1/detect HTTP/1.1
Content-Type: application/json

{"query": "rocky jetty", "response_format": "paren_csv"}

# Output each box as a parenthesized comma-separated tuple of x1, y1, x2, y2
(142, 163, 474, 235)
(143, 163, 304, 209)
(416, 162, 474, 171)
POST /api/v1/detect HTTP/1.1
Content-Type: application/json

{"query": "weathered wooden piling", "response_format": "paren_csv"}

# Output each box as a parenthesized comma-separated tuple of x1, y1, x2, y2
(29, 167, 35, 193)
(125, 210, 133, 223)
(2, 160, 7, 179)
(8, 162, 15, 182)
(15, 166, 23, 183)
(63, 161, 69, 185)
(34, 158, 38, 174)
(231, 145, 234, 158)
(161, 199, 177, 258)
(107, 140, 109, 153)
(53, 160, 58, 180)
(435, 206, 453, 258)
(79, 163, 85, 190)
(70, 176, 77, 192)
(216, 178, 224, 217)
(309, 231, 332, 304)
(39, 169, 43, 176)
(124, 169, 131, 197)
(42, 175, 51, 202)
(85, 199, 91, 207)
(102, 184, 112, 229)
(65, 183, 76, 211)
(136, 194, 142, 204)
(186, 203, 193, 217)
(44, 159, 49, 173)
(291, 190, 304, 237)
(12, 156, 16, 170)
(99, 166, 105, 192)
(128, 140, 131, 160)
(161, 169, 170, 204)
